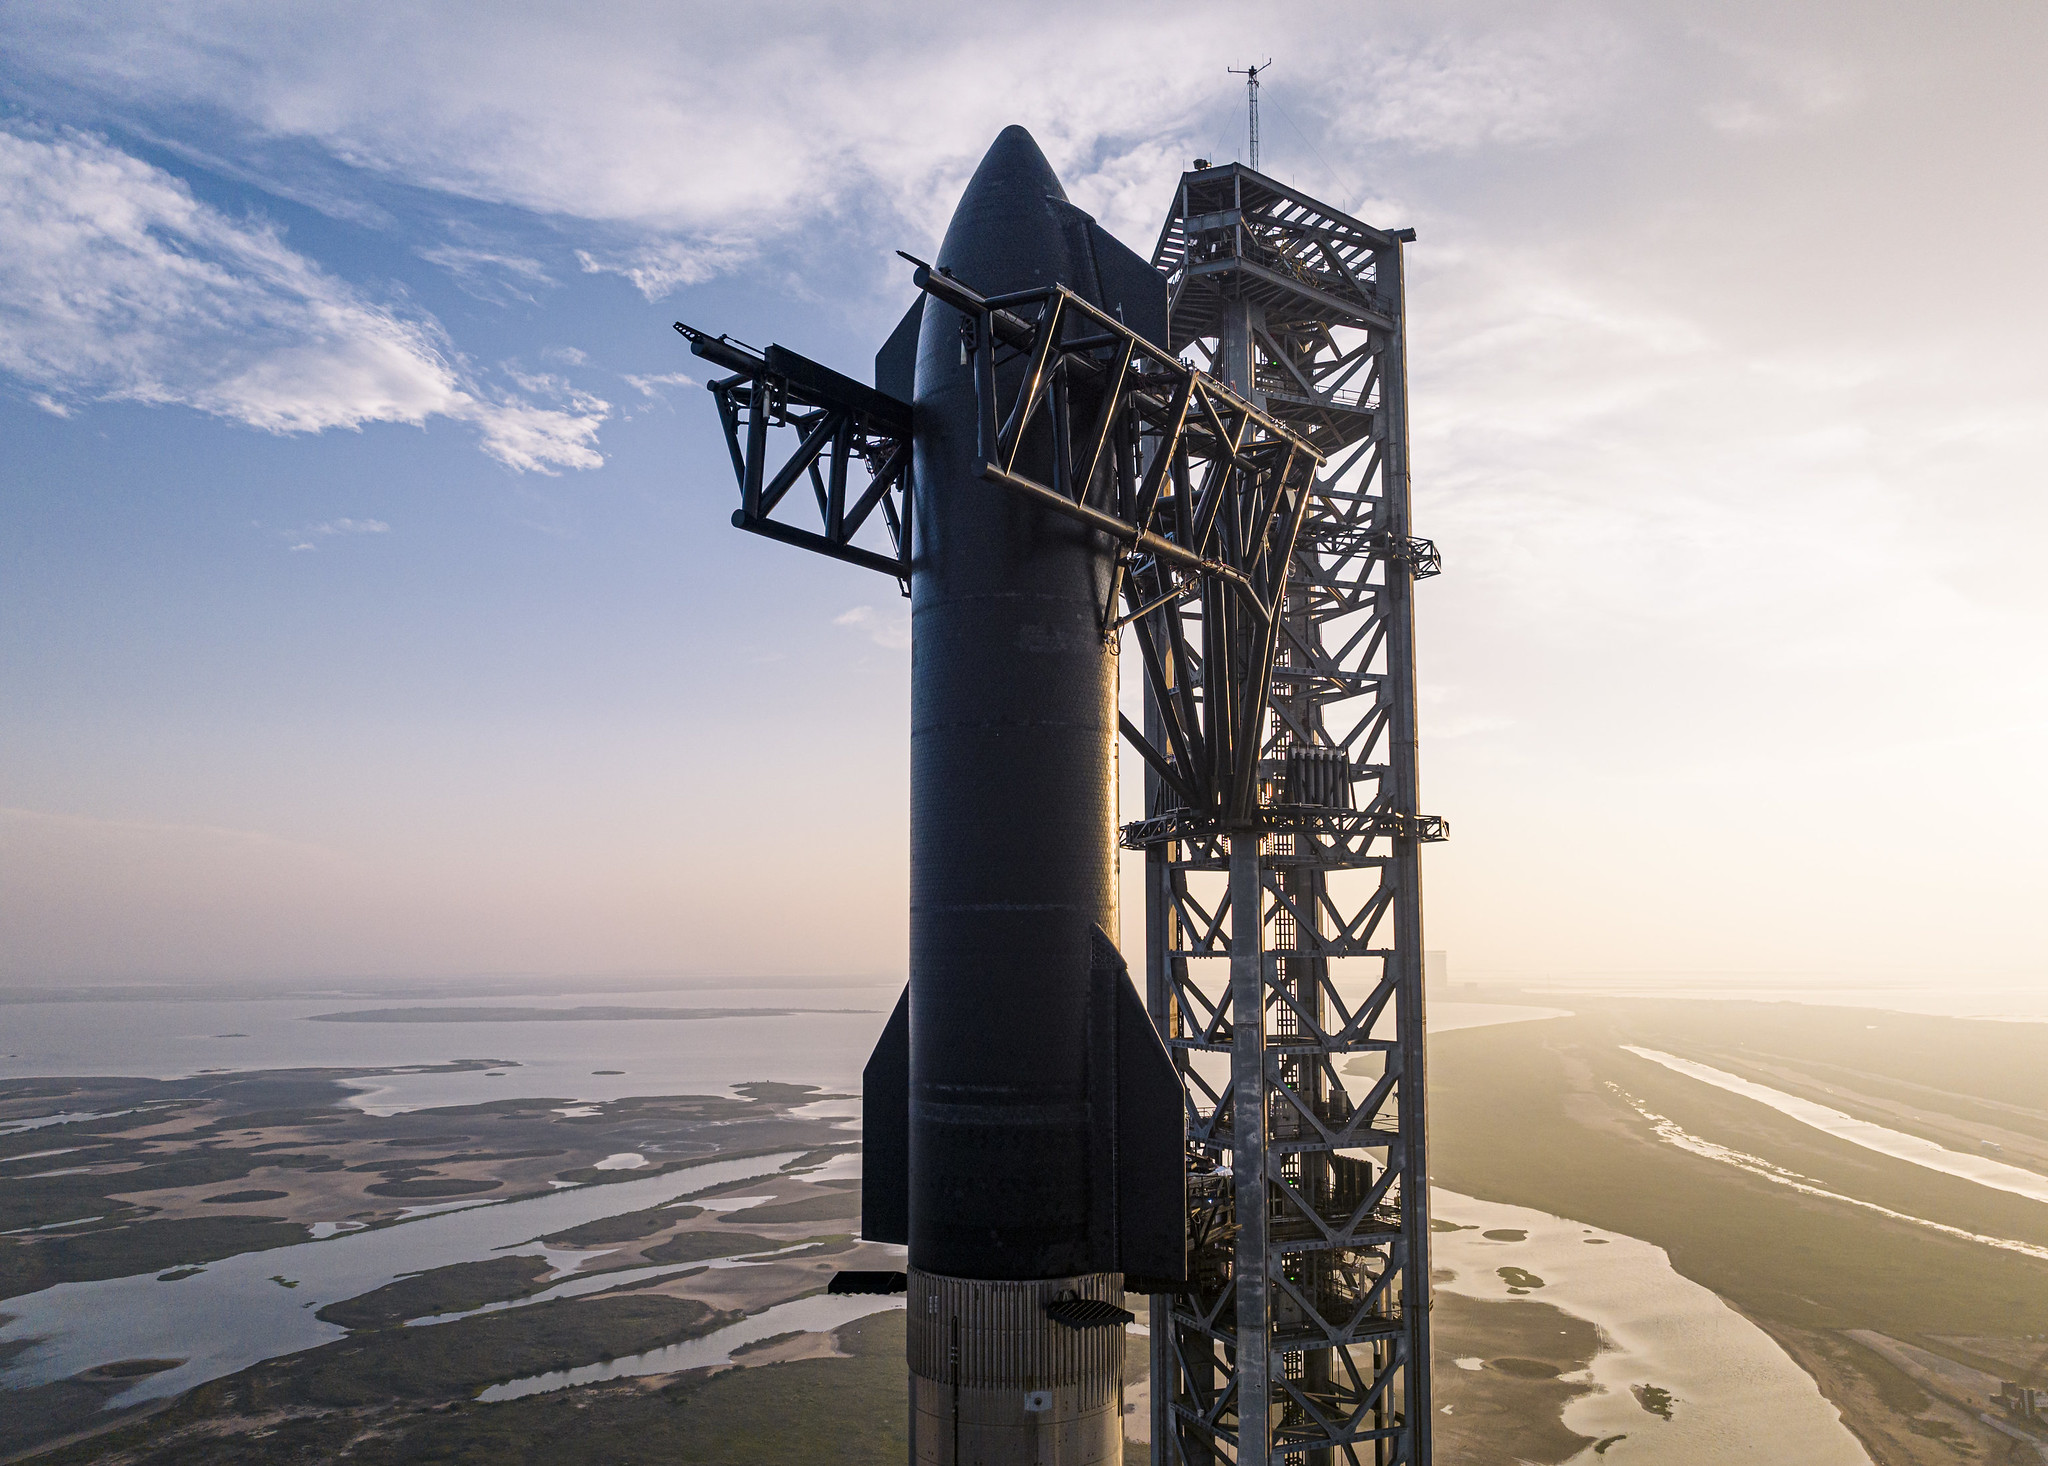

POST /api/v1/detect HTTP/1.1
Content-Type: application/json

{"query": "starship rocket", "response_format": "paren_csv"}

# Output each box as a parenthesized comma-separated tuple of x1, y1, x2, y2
(853, 126, 1185, 1465)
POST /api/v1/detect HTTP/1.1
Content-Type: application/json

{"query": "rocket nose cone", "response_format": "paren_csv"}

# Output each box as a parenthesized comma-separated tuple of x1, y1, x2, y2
(935, 125, 1073, 295)
(975, 125, 1069, 206)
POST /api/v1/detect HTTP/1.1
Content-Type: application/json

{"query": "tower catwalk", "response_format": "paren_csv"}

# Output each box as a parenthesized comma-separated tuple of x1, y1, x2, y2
(1139, 164, 1443, 1466)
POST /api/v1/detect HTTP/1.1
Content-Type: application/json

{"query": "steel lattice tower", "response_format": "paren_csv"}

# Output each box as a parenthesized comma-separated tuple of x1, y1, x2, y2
(1137, 163, 1443, 1466)
(678, 130, 1440, 1466)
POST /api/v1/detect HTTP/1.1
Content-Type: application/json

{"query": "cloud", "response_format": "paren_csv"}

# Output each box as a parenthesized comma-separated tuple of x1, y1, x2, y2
(621, 371, 696, 401)
(834, 604, 911, 651)
(285, 516, 388, 550)
(1321, 21, 1636, 153)
(0, 3, 1668, 290)
(416, 243, 554, 304)
(0, 125, 606, 472)
(574, 240, 750, 301)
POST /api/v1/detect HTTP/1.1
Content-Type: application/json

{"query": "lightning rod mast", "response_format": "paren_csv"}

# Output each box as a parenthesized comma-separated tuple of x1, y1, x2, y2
(1229, 60, 1272, 169)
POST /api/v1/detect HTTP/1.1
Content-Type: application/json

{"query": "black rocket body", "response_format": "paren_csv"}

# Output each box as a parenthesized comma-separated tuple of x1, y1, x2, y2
(861, 129, 1183, 1287)
(907, 131, 1120, 1279)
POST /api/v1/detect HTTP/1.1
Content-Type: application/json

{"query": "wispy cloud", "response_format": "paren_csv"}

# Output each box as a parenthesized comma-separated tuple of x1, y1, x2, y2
(416, 243, 554, 304)
(1322, 21, 1636, 153)
(286, 516, 390, 550)
(0, 126, 606, 472)
(835, 604, 910, 651)
(574, 240, 749, 301)
(621, 371, 696, 402)
(0, 3, 1663, 290)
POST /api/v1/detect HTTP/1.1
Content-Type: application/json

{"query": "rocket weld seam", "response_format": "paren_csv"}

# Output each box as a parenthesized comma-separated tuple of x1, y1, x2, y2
(908, 721, 1115, 731)
(916, 593, 1106, 605)
(915, 1103, 1092, 1126)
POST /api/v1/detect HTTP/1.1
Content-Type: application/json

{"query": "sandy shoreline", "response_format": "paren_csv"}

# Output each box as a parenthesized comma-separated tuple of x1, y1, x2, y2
(1432, 1188, 1870, 1464)
(1430, 997, 2048, 1466)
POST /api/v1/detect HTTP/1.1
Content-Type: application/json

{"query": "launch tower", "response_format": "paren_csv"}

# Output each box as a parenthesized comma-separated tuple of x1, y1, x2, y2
(678, 128, 1439, 1466)
(1139, 163, 1442, 1466)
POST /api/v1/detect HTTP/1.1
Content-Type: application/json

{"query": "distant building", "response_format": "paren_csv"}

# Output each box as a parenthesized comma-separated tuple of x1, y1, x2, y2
(1995, 1381, 2043, 1422)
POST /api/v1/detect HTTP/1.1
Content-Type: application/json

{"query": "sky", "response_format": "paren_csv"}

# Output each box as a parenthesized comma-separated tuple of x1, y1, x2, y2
(1, 1, 2043, 988)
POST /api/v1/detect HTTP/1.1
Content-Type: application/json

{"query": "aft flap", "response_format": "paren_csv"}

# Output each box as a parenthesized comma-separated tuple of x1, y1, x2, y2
(861, 984, 910, 1245)
(1089, 925, 1188, 1281)
(875, 297, 924, 404)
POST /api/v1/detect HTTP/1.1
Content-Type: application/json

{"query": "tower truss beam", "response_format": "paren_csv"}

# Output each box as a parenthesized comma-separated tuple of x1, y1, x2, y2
(1143, 164, 1438, 1466)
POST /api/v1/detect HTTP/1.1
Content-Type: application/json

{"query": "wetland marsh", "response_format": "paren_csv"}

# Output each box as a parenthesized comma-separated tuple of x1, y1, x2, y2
(6, 987, 2047, 1464)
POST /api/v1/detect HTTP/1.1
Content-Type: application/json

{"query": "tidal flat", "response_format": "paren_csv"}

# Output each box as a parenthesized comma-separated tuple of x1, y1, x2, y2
(1431, 1190, 1869, 1463)
(0, 1069, 886, 1459)
(1431, 995, 2048, 1465)
(7, 993, 2048, 1464)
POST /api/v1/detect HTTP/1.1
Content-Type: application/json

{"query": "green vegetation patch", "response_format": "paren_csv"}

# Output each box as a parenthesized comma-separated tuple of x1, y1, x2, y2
(779, 1144, 860, 1171)
(316, 1256, 556, 1330)
(642, 1230, 784, 1265)
(731, 1082, 830, 1105)
(236, 1293, 727, 1408)
(378, 1134, 477, 1148)
(366, 1177, 502, 1199)
(202, 1190, 289, 1205)
(0, 1217, 310, 1301)
(1632, 1383, 1676, 1419)
(2, 1145, 354, 1232)
(540, 1204, 703, 1247)
(730, 1330, 801, 1358)
(87, 1358, 185, 1379)
(716, 1193, 860, 1225)
(0, 1136, 130, 1166)
(348, 1150, 561, 1173)
(29, 1307, 900, 1465)
(552, 1160, 692, 1186)
(740, 1235, 857, 1261)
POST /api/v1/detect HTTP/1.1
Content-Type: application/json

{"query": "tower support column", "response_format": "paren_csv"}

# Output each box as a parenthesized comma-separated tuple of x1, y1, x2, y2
(1228, 832, 1270, 1466)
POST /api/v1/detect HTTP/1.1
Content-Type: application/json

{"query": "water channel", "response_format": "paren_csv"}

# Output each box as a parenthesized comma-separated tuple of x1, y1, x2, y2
(1433, 1188, 1872, 1464)
(0, 1149, 809, 1405)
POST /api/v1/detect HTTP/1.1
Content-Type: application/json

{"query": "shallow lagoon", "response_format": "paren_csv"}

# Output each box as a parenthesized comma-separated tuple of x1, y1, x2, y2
(0, 1148, 821, 1404)
(0, 983, 898, 1112)
(1433, 1188, 1871, 1464)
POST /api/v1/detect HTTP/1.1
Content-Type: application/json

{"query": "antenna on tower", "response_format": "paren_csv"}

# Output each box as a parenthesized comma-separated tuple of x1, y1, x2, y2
(1228, 59, 1272, 170)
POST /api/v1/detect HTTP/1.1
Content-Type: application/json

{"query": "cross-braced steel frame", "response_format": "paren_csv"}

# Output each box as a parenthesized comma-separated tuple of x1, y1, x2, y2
(1139, 164, 1442, 1466)
(684, 263, 1338, 839)
(676, 159, 1441, 1466)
